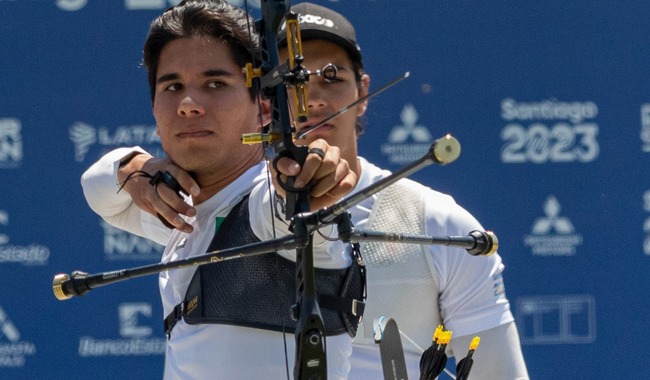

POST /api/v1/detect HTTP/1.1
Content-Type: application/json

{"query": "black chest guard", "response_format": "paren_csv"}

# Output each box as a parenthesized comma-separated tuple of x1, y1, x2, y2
(164, 195, 366, 338)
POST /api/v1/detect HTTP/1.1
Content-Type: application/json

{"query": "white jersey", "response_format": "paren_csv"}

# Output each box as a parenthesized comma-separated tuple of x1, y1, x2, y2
(81, 147, 353, 380)
(348, 157, 515, 379)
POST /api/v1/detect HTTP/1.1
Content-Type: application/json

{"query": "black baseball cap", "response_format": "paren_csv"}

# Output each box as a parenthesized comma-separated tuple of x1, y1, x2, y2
(279, 2, 363, 66)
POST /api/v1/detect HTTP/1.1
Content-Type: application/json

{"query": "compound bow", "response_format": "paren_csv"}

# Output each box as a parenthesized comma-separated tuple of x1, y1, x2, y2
(242, 1, 329, 378)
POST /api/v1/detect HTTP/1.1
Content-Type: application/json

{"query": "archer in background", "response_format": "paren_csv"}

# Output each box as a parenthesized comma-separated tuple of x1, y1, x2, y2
(278, 3, 529, 379)
(80, 1, 362, 378)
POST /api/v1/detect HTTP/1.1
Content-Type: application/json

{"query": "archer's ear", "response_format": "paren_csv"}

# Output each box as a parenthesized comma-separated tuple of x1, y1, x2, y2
(357, 74, 371, 117)
(259, 97, 272, 128)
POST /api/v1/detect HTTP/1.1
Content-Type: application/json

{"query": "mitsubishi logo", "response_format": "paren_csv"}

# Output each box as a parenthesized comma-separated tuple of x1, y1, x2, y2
(524, 195, 583, 256)
(531, 195, 575, 235)
(387, 104, 432, 143)
(381, 104, 435, 165)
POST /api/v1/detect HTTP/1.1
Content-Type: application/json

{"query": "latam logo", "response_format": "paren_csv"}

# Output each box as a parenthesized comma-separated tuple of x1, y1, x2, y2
(380, 104, 434, 165)
(524, 195, 583, 256)
(0, 306, 37, 367)
(69, 121, 162, 163)
(78, 303, 165, 356)
(0, 118, 22, 169)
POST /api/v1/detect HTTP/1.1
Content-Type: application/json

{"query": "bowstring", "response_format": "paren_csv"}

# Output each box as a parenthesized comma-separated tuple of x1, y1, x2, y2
(242, 1, 291, 378)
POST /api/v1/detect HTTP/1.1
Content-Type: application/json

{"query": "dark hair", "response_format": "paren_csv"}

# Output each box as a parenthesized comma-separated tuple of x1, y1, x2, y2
(142, 0, 260, 103)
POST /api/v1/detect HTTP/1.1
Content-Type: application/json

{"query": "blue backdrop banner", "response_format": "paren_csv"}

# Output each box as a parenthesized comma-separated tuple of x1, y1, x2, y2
(1, 1, 649, 379)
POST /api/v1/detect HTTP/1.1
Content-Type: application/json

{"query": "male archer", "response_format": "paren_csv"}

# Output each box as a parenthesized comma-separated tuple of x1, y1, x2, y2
(80, 1, 361, 378)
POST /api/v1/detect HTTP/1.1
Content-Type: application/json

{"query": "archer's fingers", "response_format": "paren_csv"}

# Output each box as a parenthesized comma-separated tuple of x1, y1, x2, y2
(157, 185, 196, 215)
(310, 145, 339, 181)
(152, 175, 195, 232)
(273, 156, 301, 199)
(308, 170, 357, 211)
(294, 142, 338, 188)
(309, 158, 356, 199)
(274, 156, 301, 177)
(152, 199, 194, 233)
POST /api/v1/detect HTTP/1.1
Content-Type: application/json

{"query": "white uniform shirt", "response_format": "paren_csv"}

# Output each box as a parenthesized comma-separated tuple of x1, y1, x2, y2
(348, 157, 514, 379)
(81, 147, 353, 379)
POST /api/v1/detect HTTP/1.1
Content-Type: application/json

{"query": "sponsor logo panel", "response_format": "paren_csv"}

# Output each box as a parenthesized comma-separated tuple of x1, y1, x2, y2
(78, 303, 165, 356)
(0, 210, 50, 266)
(0, 306, 37, 367)
(516, 295, 596, 345)
(102, 221, 163, 261)
(69, 122, 164, 163)
(524, 195, 583, 256)
(500, 98, 600, 164)
(380, 104, 434, 165)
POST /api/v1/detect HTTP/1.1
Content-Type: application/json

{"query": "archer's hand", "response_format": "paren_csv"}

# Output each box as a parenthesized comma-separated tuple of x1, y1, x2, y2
(118, 153, 200, 233)
(273, 139, 357, 211)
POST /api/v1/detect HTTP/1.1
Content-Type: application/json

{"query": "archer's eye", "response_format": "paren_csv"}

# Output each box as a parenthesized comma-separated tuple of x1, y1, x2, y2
(207, 81, 226, 89)
(321, 63, 339, 83)
(164, 83, 182, 92)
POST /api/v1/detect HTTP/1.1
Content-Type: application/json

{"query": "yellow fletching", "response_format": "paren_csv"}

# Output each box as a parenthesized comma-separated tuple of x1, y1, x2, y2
(470, 336, 480, 350)
(439, 331, 452, 344)
(433, 325, 444, 341)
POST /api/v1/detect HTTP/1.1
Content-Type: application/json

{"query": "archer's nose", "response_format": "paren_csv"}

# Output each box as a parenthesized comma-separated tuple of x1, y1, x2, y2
(306, 83, 328, 110)
(177, 96, 206, 117)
